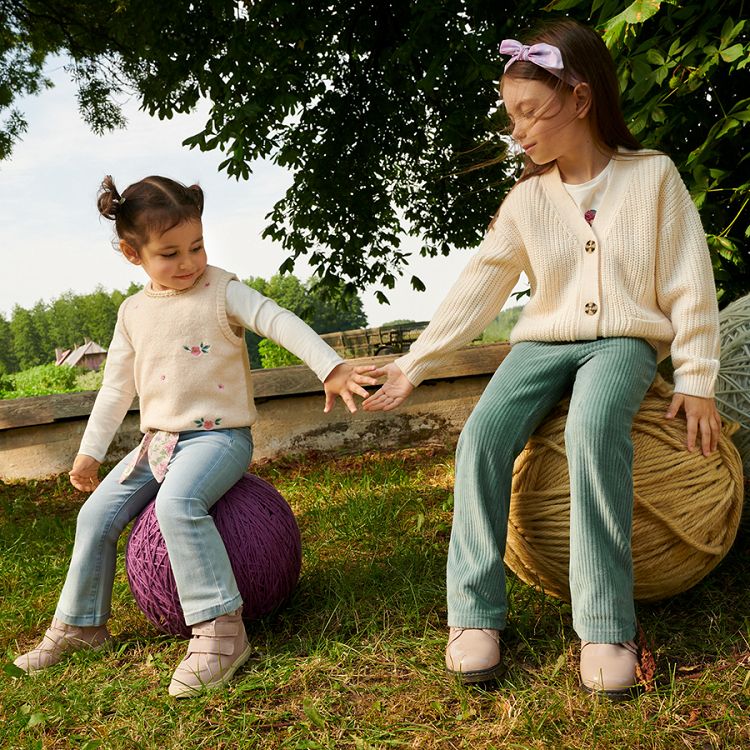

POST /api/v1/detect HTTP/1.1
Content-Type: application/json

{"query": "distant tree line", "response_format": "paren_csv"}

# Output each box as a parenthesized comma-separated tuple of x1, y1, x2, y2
(0, 285, 141, 375)
(0, 275, 367, 375)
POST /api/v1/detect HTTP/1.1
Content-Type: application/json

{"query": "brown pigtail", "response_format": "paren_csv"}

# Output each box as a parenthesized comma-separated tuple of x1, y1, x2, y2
(188, 184, 205, 216)
(97, 175, 122, 221)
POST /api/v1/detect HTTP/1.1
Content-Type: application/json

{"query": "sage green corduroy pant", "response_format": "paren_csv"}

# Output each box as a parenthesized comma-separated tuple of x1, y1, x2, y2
(447, 337, 657, 643)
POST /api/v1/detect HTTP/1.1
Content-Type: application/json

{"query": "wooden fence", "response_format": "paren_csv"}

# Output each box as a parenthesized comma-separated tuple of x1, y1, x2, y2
(0, 343, 510, 481)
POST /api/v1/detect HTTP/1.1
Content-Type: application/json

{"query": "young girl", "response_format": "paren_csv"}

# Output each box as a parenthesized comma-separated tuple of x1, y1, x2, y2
(13, 175, 377, 698)
(363, 20, 721, 698)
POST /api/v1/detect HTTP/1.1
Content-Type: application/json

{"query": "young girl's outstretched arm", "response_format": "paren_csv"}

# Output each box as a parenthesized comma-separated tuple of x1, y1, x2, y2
(226, 280, 377, 412)
(322, 362, 378, 413)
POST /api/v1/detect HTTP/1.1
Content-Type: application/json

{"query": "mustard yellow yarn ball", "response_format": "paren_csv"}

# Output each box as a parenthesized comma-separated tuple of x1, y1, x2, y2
(505, 378, 744, 602)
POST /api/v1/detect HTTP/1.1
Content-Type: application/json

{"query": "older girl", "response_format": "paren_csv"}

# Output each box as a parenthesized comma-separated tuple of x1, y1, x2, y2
(364, 20, 721, 698)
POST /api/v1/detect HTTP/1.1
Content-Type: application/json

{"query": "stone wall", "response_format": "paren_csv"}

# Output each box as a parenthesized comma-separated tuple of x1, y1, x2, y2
(0, 344, 509, 481)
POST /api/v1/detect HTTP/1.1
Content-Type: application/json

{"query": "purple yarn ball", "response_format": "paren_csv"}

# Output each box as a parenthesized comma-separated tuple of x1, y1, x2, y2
(125, 473, 301, 638)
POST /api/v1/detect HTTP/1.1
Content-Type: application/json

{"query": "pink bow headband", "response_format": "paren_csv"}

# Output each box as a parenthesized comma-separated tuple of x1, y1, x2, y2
(499, 39, 580, 86)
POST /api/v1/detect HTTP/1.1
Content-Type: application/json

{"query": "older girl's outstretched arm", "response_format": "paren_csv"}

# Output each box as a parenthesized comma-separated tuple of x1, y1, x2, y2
(364, 219, 523, 412)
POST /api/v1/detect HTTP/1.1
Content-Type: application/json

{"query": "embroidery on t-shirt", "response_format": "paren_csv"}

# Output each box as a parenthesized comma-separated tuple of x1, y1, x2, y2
(584, 209, 597, 225)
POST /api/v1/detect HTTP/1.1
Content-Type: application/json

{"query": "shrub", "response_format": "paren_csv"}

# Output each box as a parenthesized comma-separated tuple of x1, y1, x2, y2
(75, 368, 105, 391)
(3, 363, 79, 398)
(258, 339, 302, 369)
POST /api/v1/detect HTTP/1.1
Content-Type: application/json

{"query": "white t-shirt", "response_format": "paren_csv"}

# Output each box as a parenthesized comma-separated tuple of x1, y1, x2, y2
(562, 160, 613, 236)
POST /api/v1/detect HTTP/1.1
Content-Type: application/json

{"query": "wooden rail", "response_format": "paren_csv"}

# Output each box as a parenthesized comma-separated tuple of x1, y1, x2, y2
(0, 343, 511, 480)
(0, 344, 510, 431)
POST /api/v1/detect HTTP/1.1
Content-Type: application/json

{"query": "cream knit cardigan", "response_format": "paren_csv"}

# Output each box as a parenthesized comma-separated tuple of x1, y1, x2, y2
(396, 151, 720, 398)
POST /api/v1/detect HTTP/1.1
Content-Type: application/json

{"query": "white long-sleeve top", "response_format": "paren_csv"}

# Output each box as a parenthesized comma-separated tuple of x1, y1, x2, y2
(396, 151, 720, 398)
(79, 276, 344, 461)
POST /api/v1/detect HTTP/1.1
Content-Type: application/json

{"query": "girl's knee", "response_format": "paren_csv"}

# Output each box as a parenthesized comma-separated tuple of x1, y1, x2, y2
(75, 496, 122, 544)
(564, 402, 627, 442)
(154, 493, 208, 527)
(154, 494, 184, 525)
(458, 407, 520, 464)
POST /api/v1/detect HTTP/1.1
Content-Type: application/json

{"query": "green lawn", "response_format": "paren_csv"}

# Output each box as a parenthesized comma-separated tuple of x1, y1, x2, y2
(1, 447, 748, 749)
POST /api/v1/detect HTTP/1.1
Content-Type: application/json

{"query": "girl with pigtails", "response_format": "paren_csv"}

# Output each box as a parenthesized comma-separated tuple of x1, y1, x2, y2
(14, 174, 377, 697)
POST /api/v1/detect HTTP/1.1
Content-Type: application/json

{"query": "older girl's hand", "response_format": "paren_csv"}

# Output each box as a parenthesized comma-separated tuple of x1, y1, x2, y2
(665, 393, 722, 456)
(323, 363, 379, 414)
(70, 454, 102, 492)
(362, 362, 414, 412)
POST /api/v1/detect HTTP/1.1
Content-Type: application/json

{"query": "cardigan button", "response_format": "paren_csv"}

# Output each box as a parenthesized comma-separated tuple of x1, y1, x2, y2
(584, 302, 598, 316)
(585, 240, 596, 253)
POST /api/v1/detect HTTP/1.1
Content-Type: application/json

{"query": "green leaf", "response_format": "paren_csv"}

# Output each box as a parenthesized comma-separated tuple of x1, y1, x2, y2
(720, 18, 745, 46)
(646, 48, 665, 65)
(302, 697, 326, 728)
(544, 0, 585, 9)
(604, 0, 663, 38)
(720, 44, 745, 63)
(3, 662, 26, 678)
(27, 712, 45, 728)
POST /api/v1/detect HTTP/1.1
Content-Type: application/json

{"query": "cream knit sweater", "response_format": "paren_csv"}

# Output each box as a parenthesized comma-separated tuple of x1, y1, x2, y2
(396, 151, 720, 398)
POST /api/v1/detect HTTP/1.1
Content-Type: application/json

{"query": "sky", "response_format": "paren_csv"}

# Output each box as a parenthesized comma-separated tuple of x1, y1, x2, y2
(0, 58, 525, 327)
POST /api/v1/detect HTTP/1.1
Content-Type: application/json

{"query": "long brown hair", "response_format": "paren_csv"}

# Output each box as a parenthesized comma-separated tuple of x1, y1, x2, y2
(97, 175, 204, 252)
(502, 19, 642, 182)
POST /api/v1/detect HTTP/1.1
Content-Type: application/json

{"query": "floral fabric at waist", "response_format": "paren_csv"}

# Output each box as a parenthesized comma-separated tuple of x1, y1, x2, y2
(119, 430, 179, 484)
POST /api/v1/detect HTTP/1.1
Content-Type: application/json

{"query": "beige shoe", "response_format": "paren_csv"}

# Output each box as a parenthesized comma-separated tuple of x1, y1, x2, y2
(168, 608, 252, 698)
(13, 618, 111, 674)
(445, 627, 502, 682)
(580, 640, 639, 699)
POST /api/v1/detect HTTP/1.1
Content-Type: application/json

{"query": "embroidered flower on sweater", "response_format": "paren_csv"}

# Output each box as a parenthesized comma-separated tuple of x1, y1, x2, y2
(183, 342, 211, 356)
(194, 417, 222, 430)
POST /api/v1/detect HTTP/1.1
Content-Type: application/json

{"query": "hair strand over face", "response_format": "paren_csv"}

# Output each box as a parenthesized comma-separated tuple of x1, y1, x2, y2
(501, 19, 642, 182)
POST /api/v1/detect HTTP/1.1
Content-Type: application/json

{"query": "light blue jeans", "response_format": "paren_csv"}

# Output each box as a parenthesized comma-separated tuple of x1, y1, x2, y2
(56, 427, 253, 627)
(447, 338, 657, 643)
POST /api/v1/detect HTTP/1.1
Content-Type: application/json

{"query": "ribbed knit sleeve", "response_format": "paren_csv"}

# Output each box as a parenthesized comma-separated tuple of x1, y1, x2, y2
(655, 160, 720, 397)
(395, 218, 523, 386)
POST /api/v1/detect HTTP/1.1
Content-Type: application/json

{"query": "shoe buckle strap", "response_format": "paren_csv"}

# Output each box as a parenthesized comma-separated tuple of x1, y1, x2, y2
(187, 637, 236, 656)
(191, 620, 241, 638)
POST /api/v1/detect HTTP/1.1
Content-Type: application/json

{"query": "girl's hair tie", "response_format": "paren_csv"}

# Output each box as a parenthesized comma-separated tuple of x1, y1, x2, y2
(499, 39, 580, 86)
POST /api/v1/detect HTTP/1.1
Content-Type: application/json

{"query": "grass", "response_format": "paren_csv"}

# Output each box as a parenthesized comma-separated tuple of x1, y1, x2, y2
(1, 446, 748, 750)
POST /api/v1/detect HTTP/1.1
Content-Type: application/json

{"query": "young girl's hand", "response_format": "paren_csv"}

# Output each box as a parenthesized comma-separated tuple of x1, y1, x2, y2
(362, 362, 414, 412)
(665, 393, 722, 456)
(323, 363, 379, 414)
(70, 454, 102, 492)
